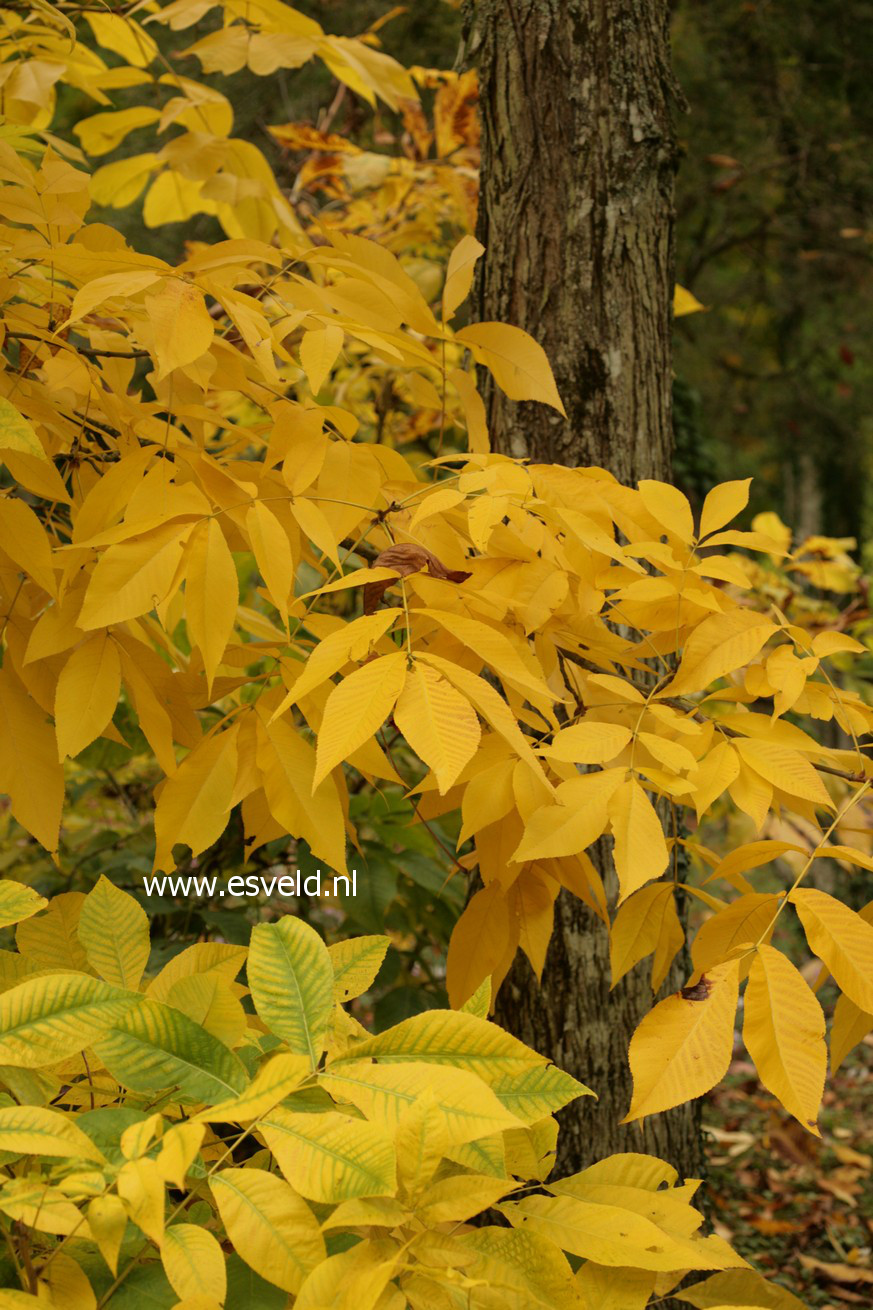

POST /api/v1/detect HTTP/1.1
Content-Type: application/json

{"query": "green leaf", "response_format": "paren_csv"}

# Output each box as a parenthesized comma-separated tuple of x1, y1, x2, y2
(93, 998, 248, 1103)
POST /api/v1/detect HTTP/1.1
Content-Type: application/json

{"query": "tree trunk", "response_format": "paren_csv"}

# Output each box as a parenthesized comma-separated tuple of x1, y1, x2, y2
(473, 0, 703, 1179)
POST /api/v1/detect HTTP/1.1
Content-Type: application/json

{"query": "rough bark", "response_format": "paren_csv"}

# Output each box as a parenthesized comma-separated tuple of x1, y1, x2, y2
(473, 0, 703, 1180)
(474, 0, 677, 480)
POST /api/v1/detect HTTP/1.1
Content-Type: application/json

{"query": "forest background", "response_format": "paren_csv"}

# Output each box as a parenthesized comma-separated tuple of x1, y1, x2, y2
(0, 1, 872, 1308)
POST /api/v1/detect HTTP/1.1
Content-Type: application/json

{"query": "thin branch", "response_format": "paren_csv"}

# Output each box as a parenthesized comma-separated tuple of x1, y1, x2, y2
(5, 332, 150, 360)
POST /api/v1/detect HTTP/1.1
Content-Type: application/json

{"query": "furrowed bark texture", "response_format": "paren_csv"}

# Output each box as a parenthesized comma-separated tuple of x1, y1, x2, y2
(474, 0, 703, 1179)
(475, 0, 676, 479)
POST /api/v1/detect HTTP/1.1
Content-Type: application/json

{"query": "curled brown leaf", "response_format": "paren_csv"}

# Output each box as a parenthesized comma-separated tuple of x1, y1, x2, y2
(363, 543, 471, 614)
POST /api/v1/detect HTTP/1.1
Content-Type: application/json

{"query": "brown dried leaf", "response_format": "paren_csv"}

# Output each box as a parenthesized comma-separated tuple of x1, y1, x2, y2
(363, 543, 471, 614)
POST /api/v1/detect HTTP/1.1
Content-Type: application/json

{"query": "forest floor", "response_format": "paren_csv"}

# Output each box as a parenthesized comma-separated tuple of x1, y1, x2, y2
(704, 1038, 873, 1309)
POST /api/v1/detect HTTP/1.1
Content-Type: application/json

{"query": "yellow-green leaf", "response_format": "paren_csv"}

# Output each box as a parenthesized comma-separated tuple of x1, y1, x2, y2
(0, 1105, 105, 1161)
(329, 936, 390, 1003)
(0, 882, 47, 930)
(210, 1167, 325, 1295)
(78, 876, 150, 991)
(260, 1107, 396, 1202)
(161, 1223, 226, 1304)
(0, 973, 138, 1067)
(0, 397, 47, 461)
(248, 916, 334, 1067)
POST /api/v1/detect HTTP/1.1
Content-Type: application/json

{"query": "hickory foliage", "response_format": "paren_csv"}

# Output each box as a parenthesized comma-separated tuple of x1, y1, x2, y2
(0, 1, 871, 1304)
(0, 882, 782, 1309)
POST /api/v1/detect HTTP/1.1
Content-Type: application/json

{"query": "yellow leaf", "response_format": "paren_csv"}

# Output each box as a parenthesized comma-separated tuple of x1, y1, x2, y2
(0, 396, 47, 461)
(394, 660, 480, 794)
(669, 611, 777, 695)
(260, 1107, 396, 1202)
(156, 1122, 205, 1188)
(638, 480, 695, 543)
(16, 891, 88, 972)
(319, 1059, 521, 1142)
(153, 728, 238, 872)
(37, 1251, 96, 1310)
(300, 323, 344, 395)
(0, 496, 57, 595)
(0, 668, 64, 852)
(165, 972, 246, 1048)
(450, 366, 490, 453)
(271, 610, 400, 719)
(418, 609, 555, 705)
(144, 278, 215, 378)
(691, 893, 779, 973)
(443, 235, 485, 321)
(455, 322, 566, 415)
(830, 992, 873, 1072)
(246, 500, 295, 624)
(78, 876, 150, 991)
(185, 519, 238, 692)
(673, 284, 706, 317)
(254, 711, 346, 870)
(513, 770, 622, 863)
(546, 721, 633, 765)
(699, 479, 752, 540)
(608, 779, 669, 901)
(147, 942, 246, 1003)
(75, 106, 162, 157)
(117, 1157, 164, 1244)
(248, 915, 334, 1067)
(575, 1263, 655, 1310)
(743, 945, 825, 1133)
(90, 154, 162, 208)
(313, 651, 407, 788)
(734, 738, 832, 809)
(791, 888, 873, 1012)
(503, 1192, 738, 1272)
(624, 959, 740, 1121)
(513, 867, 558, 982)
(85, 13, 158, 67)
(610, 882, 684, 991)
(290, 495, 341, 568)
(54, 632, 121, 760)
(162, 1224, 226, 1305)
(78, 521, 193, 629)
(87, 1195, 127, 1275)
(68, 268, 165, 326)
(682, 1269, 807, 1310)
(446, 881, 512, 1008)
